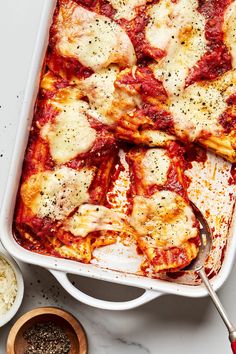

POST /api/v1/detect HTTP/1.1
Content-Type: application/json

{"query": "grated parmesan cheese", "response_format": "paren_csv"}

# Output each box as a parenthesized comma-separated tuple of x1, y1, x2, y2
(0, 257, 17, 316)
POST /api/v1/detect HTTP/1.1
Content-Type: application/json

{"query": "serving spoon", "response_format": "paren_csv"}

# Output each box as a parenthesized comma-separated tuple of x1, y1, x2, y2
(189, 202, 236, 353)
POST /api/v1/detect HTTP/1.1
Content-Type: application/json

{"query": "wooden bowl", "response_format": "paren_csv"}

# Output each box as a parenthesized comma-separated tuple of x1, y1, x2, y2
(6, 307, 88, 354)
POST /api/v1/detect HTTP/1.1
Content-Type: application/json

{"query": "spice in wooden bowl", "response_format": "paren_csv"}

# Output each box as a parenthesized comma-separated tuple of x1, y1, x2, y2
(23, 322, 71, 354)
(7, 307, 88, 354)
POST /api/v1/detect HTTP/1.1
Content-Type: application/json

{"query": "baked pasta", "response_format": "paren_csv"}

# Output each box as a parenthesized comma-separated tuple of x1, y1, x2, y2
(14, 0, 236, 274)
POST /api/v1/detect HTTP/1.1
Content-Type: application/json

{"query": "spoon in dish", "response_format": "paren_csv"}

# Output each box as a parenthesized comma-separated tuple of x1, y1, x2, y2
(189, 202, 236, 353)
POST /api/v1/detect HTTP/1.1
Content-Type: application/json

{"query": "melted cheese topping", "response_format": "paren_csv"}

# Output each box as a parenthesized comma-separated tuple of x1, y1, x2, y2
(41, 100, 96, 163)
(108, 0, 146, 20)
(130, 191, 198, 248)
(64, 204, 128, 237)
(56, 2, 136, 71)
(148, 0, 207, 95)
(170, 70, 236, 141)
(77, 66, 141, 125)
(79, 66, 119, 125)
(224, 1, 236, 68)
(21, 167, 95, 220)
(142, 149, 170, 185)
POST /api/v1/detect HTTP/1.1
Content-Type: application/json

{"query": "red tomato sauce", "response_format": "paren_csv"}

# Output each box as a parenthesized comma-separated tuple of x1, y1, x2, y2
(88, 157, 118, 204)
(56, 229, 85, 246)
(126, 143, 190, 200)
(117, 66, 168, 103)
(167, 141, 186, 159)
(66, 131, 117, 170)
(125, 151, 143, 197)
(205, 267, 217, 279)
(14, 228, 55, 254)
(198, 0, 232, 43)
(116, 66, 174, 133)
(164, 164, 189, 200)
(165, 142, 193, 199)
(228, 163, 236, 184)
(40, 76, 70, 100)
(14, 206, 60, 254)
(141, 105, 174, 132)
(104, 153, 133, 213)
(184, 144, 208, 169)
(21, 136, 54, 182)
(219, 109, 236, 133)
(99, 0, 117, 17)
(72, 0, 116, 17)
(73, 0, 97, 8)
(186, 46, 231, 85)
(186, 0, 232, 86)
(152, 246, 190, 271)
(117, 6, 165, 62)
(226, 93, 236, 105)
(33, 99, 59, 127)
(47, 50, 93, 82)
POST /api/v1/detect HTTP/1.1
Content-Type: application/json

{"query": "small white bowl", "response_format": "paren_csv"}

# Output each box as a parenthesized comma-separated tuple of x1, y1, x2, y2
(0, 246, 24, 327)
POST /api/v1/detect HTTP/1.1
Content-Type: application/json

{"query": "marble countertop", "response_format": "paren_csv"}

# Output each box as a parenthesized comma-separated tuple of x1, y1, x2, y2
(1, 1, 236, 353)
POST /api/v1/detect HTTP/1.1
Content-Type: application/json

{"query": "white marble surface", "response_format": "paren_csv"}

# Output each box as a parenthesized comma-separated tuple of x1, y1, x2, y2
(1, 1, 236, 353)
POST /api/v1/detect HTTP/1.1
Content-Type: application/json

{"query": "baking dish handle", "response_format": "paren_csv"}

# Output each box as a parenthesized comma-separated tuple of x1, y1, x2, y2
(50, 270, 162, 310)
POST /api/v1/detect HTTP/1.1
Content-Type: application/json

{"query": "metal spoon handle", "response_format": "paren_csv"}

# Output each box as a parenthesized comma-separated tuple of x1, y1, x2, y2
(198, 268, 236, 352)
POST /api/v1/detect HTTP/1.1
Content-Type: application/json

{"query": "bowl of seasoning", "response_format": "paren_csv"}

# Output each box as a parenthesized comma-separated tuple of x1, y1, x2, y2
(6, 307, 88, 354)
(0, 247, 24, 327)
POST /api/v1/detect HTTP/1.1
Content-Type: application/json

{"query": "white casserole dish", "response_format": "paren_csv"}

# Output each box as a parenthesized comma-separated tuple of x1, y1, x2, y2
(1, 0, 236, 311)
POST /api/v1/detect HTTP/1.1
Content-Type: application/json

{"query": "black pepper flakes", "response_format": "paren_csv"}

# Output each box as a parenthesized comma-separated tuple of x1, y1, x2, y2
(23, 322, 71, 354)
